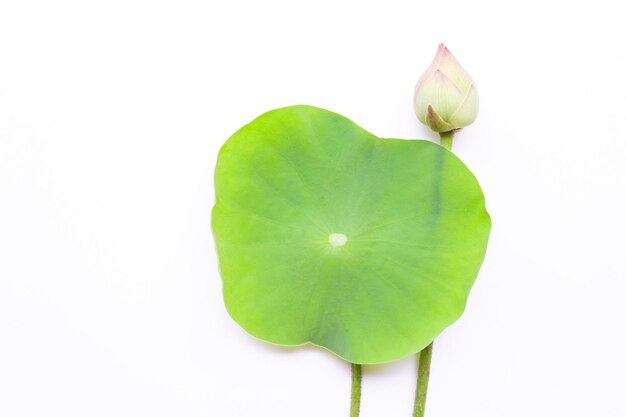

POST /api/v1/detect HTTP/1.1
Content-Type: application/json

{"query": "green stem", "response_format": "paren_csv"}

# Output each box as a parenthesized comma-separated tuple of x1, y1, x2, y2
(410, 128, 454, 417)
(413, 342, 434, 417)
(350, 363, 362, 417)
(439, 130, 455, 150)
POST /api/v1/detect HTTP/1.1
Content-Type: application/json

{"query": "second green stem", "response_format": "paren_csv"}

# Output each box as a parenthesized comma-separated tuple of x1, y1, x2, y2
(350, 363, 362, 417)
(413, 342, 434, 417)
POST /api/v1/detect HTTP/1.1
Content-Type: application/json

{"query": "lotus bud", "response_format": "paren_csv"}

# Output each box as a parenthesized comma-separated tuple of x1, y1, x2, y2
(414, 44, 479, 133)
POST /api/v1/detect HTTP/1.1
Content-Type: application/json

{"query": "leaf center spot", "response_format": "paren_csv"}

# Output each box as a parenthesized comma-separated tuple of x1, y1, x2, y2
(328, 233, 348, 247)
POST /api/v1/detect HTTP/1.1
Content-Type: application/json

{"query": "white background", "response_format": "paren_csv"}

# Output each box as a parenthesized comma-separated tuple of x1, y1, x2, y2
(1, 1, 625, 416)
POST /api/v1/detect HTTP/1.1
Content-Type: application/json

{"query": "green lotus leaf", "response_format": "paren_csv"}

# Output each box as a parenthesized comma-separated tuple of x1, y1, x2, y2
(212, 105, 490, 364)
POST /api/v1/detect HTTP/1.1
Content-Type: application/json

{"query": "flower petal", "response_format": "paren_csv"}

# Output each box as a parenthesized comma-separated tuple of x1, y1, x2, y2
(414, 43, 446, 94)
(414, 69, 464, 124)
(438, 45, 475, 93)
(448, 83, 479, 128)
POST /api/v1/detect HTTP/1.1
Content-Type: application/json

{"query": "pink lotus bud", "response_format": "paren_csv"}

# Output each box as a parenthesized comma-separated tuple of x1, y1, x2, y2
(414, 44, 479, 133)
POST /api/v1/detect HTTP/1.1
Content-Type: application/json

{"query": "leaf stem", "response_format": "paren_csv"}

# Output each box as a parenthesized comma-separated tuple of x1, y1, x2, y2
(350, 363, 362, 417)
(439, 130, 455, 150)
(413, 342, 434, 417)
